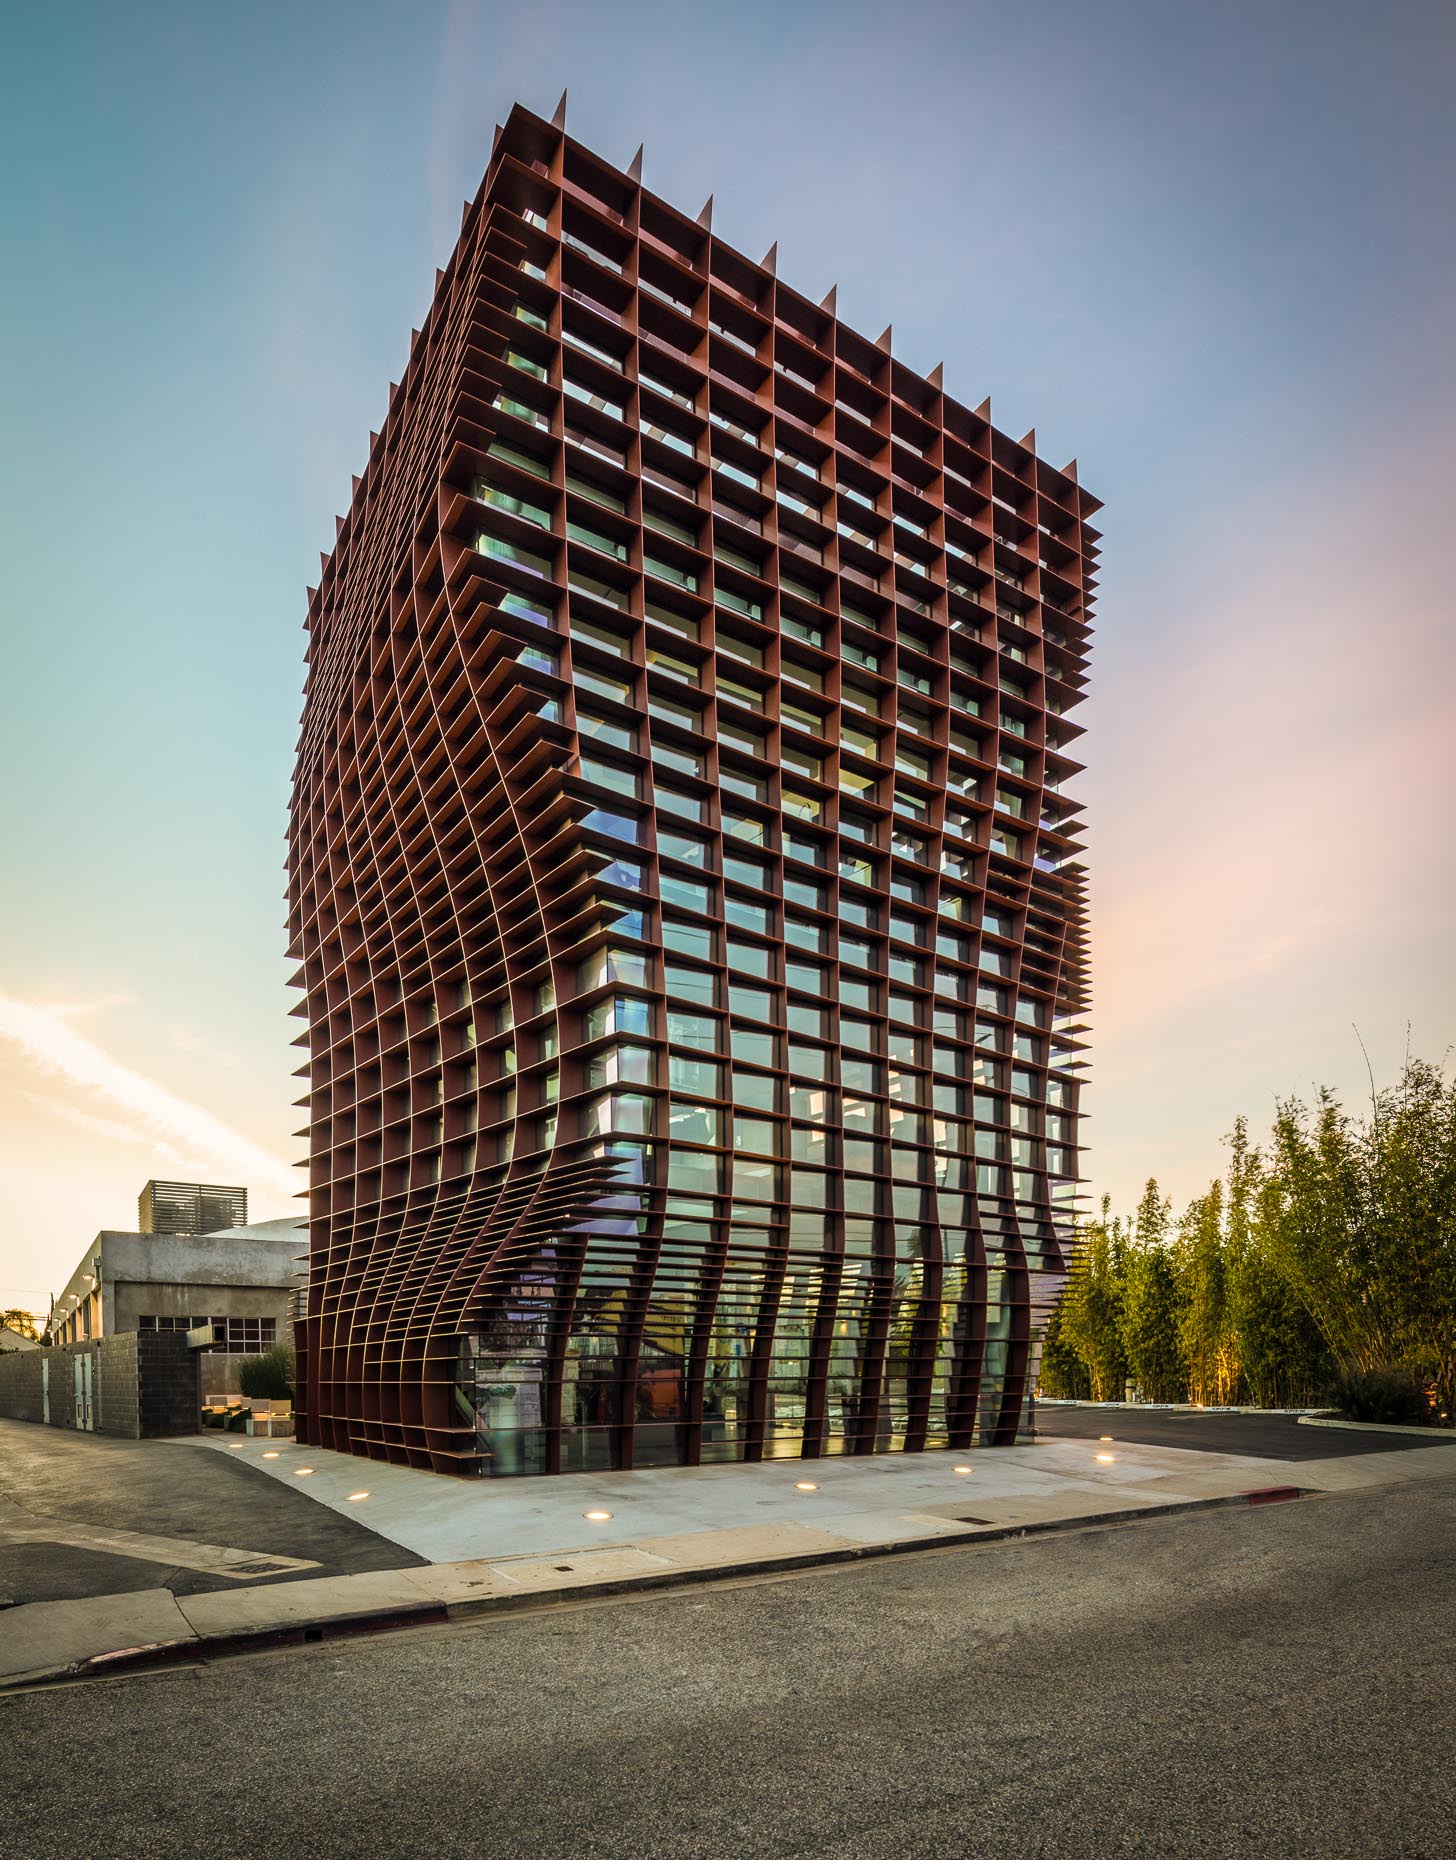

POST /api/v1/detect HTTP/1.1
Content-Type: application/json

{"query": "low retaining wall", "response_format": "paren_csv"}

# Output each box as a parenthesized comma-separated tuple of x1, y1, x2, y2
(0, 1334, 199, 1438)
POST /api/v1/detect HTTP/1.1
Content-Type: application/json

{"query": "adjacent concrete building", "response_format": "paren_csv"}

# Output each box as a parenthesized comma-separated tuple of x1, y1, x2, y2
(47, 1207, 303, 1399)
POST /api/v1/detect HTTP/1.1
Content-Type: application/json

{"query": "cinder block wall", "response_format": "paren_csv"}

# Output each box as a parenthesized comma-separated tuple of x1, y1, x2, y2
(97, 1332, 141, 1434)
(0, 1336, 198, 1438)
(0, 1349, 46, 1422)
(135, 1332, 201, 1435)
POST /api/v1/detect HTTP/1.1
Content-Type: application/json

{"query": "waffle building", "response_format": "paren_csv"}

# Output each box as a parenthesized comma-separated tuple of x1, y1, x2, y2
(288, 100, 1095, 1476)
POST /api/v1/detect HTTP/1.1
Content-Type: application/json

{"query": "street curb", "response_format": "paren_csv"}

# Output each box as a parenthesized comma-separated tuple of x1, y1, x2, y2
(437, 1488, 1306, 1619)
(0, 1601, 452, 1694)
(1295, 1416, 1456, 1440)
(0, 1487, 1304, 1694)
(1035, 1402, 1322, 1416)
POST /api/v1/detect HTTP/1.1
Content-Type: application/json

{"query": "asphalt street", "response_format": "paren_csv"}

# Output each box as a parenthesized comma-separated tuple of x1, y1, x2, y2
(5, 1471, 1452, 1860)
(0, 1418, 422, 1603)
(1033, 1403, 1456, 1460)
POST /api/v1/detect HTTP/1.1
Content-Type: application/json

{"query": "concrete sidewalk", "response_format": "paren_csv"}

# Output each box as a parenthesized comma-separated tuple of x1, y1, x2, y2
(4, 1428, 1453, 1692)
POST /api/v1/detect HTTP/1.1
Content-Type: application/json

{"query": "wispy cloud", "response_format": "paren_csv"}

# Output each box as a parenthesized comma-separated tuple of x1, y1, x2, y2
(165, 1021, 239, 1068)
(17, 1089, 189, 1163)
(0, 993, 297, 1202)
(43, 992, 137, 1018)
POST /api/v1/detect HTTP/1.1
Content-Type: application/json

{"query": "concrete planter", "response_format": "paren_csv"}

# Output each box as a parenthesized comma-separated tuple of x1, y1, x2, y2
(245, 1412, 296, 1438)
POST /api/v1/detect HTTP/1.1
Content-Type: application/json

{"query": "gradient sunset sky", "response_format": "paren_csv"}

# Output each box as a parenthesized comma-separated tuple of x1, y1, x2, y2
(2, 0, 1453, 1316)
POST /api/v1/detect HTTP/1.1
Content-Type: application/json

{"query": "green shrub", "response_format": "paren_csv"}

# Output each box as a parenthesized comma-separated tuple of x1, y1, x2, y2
(238, 1345, 296, 1402)
(1329, 1366, 1431, 1426)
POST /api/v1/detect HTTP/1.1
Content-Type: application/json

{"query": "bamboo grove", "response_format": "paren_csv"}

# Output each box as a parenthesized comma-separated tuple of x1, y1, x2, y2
(1038, 1056, 1456, 1424)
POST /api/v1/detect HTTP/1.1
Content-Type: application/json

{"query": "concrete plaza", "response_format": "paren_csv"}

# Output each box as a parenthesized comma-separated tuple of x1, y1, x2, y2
(171, 1416, 1334, 1563)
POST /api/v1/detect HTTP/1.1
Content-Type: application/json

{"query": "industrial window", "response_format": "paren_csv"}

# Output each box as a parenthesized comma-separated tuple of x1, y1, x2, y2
(216, 1318, 277, 1350)
(139, 1315, 278, 1351)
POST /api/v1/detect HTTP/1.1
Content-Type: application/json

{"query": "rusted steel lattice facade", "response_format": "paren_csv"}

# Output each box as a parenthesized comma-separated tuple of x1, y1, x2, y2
(288, 100, 1095, 1476)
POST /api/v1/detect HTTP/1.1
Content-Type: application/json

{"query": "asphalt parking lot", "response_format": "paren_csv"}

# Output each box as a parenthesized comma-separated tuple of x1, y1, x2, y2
(0, 1418, 421, 1604)
(1032, 1402, 1456, 1460)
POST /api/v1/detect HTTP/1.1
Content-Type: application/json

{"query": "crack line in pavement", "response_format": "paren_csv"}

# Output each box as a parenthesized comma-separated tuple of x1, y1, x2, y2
(0, 1522, 320, 1582)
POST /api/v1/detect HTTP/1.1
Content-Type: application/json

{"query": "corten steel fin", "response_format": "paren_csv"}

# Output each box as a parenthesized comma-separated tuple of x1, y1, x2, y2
(288, 102, 1096, 1477)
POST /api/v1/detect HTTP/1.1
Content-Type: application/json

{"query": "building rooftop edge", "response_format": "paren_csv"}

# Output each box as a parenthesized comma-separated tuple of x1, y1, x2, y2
(307, 96, 1101, 619)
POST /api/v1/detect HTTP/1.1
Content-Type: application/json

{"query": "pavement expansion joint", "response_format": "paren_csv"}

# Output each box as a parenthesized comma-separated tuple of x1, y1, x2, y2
(0, 1517, 322, 1583)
